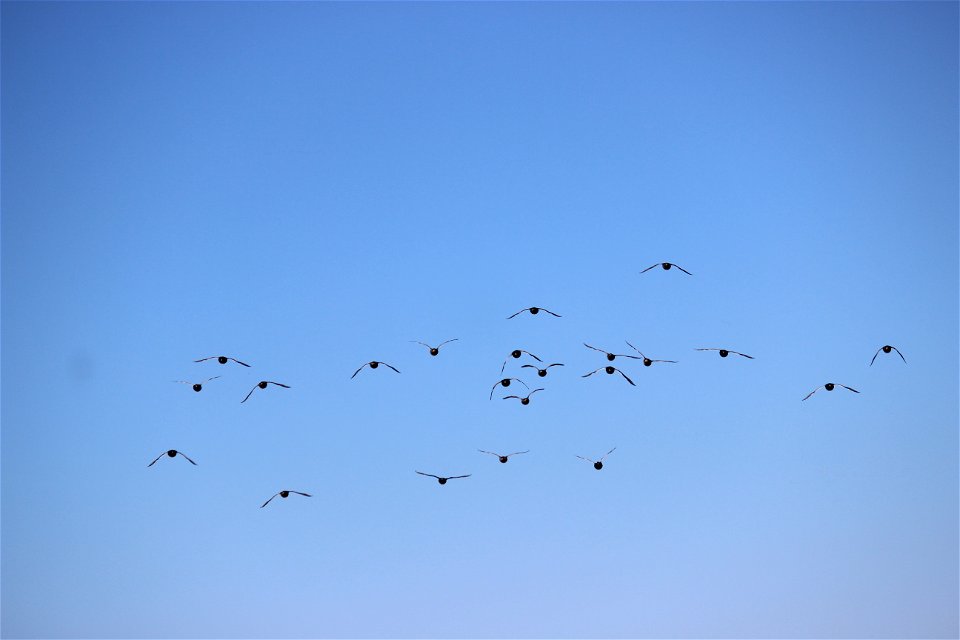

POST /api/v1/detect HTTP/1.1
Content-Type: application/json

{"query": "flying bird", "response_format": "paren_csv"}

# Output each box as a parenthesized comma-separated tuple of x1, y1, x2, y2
(174, 376, 221, 392)
(802, 383, 860, 401)
(411, 339, 459, 356)
(584, 343, 642, 362)
(639, 262, 692, 275)
(415, 471, 471, 485)
(241, 380, 291, 403)
(148, 449, 197, 466)
(490, 377, 530, 400)
(500, 349, 542, 374)
(351, 361, 401, 378)
(478, 449, 529, 464)
(260, 490, 312, 508)
(870, 345, 906, 366)
(521, 363, 565, 377)
(577, 447, 617, 470)
(696, 348, 754, 359)
(582, 366, 635, 386)
(625, 341, 677, 366)
(503, 388, 544, 405)
(506, 307, 562, 319)
(194, 355, 251, 367)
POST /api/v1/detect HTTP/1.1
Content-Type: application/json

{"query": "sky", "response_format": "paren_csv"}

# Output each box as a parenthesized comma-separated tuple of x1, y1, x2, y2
(2, 2, 958, 638)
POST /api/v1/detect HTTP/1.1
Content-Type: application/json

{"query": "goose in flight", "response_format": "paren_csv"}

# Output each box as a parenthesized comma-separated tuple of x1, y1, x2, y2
(582, 366, 635, 386)
(870, 345, 906, 366)
(500, 349, 541, 374)
(260, 490, 312, 508)
(503, 388, 544, 405)
(194, 355, 251, 367)
(148, 449, 197, 466)
(625, 341, 677, 366)
(415, 471, 471, 485)
(174, 376, 221, 392)
(584, 343, 642, 362)
(577, 447, 617, 470)
(506, 307, 561, 319)
(696, 348, 754, 359)
(241, 380, 291, 403)
(802, 383, 860, 401)
(411, 339, 458, 356)
(490, 377, 530, 400)
(521, 363, 564, 377)
(639, 262, 692, 275)
(478, 449, 529, 464)
(351, 361, 401, 379)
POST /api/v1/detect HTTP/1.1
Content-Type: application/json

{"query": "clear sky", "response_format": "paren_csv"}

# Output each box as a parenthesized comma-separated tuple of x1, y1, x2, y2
(2, 2, 957, 638)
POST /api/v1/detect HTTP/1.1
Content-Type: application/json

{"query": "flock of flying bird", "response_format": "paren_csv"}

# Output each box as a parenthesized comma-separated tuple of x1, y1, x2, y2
(152, 262, 908, 505)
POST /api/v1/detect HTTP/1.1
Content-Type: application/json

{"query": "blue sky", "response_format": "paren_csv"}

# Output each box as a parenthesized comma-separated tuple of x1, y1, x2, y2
(2, 2, 957, 638)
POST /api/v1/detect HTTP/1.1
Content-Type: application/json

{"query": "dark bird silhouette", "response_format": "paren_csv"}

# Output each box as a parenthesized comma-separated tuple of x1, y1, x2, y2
(351, 361, 401, 378)
(577, 447, 617, 470)
(174, 376, 221, 392)
(478, 449, 529, 464)
(582, 366, 635, 386)
(584, 343, 642, 362)
(521, 363, 564, 377)
(639, 262, 692, 275)
(416, 471, 471, 485)
(241, 380, 291, 403)
(503, 388, 544, 405)
(411, 339, 459, 356)
(194, 355, 251, 367)
(870, 345, 906, 366)
(148, 449, 197, 466)
(260, 490, 312, 508)
(500, 349, 542, 374)
(625, 341, 677, 366)
(506, 307, 562, 319)
(802, 383, 860, 401)
(696, 348, 754, 359)
(490, 377, 530, 400)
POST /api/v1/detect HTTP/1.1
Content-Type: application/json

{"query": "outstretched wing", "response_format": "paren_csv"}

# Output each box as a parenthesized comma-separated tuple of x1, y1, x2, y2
(447, 475, 471, 480)
(416, 471, 440, 479)
(506, 450, 530, 457)
(147, 452, 166, 467)
(230, 357, 251, 367)
(731, 351, 754, 359)
(205, 376, 222, 383)
(177, 451, 198, 465)
(601, 447, 617, 461)
(528, 388, 545, 397)
(582, 368, 603, 378)
(522, 350, 542, 362)
(584, 343, 607, 354)
(891, 346, 906, 363)
(576, 455, 595, 463)
(289, 491, 312, 497)
(437, 338, 459, 348)
(241, 385, 259, 403)
(411, 340, 432, 348)
(869, 347, 883, 366)
(193, 356, 217, 363)
(506, 308, 529, 319)
(624, 341, 645, 358)
(639, 264, 659, 274)
(380, 363, 401, 374)
(540, 308, 562, 317)
(673, 264, 693, 275)
(260, 493, 280, 508)
(502, 395, 521, 400)
(266, 381, 291, 388)
(546, 363, 565, 369)
(801, 386, 822, 401)
(350, 364, 368, 379)
(838, 384, 860, 394)
(478, 449, 500, 457)
(616, 369, 636, 386)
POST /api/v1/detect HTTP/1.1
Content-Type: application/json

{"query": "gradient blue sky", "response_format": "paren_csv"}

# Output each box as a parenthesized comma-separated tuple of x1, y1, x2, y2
(2, 2, 958, 638)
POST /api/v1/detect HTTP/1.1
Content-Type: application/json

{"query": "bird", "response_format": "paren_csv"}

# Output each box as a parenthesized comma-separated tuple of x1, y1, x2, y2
(582, 366, 635, 386)
(490, 377, 530, 400)
(521, 363, 565, 377)
(696, 348, 754, 359)
(416, 471, 471, 485)
(577, 447, 617, 470)
(506, 307, 562, 319)
(870, 345, 906, 366)
(194, 355, 251, 367)
(351, 361, 401, 378)
(500, 349, 542, 374)
(802, 383, 860, 401)
(478, 449, 529, 464)
(625, 341, 677, 366)
(241, 380, 291, 403)
(584, 343, 642, 362)
(260, 490, 312, 508)
(411, 339, 458, 356)
(639, 262, 692, 275)
(174, 376, 221, 392)
(148, 449, 197, 466)
(503, 388, 544, 405)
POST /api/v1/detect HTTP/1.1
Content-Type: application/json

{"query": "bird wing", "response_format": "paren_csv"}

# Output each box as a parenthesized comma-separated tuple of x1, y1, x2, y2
(583, 343, 606, 354)
(576, 455, 595, 463)
(506, 450, 530, 457)
(601, 447, 617, 461)
(437, 338, 459, 348)
(500, 359, 508, 375)
(350, 364, 368, 379)
(416, 471, 440, 479)
(541, 308, 562, 317)
(802, 386, 822, 401)
(582, 368, 602, 378)
(546, 363, 565, 369)
(502, 395, 520, 400)
(516, 378, 530, 389)
(411, 341, 431, 348)
(260, 493, 279, 508)
(147, 452, 165, 467)
(478, 449, 499, 457)
(521, 364, 538, 370)
(624, 341, 644, 357)
(891, 346, 906, 363)
(695, 348, 717, 352)
(290, 491, 312, 497)
(639, 264, 659, 274)
(839, 384, 860, 394)
(241, 385, 259, 403)
(653, 359, 678, 363)
(731, 351, 754, 359)
(506, 309, 529, 319)
(266, 381, 291, 388)
(673, 264, 693, 275)
(193, 356, 217, 363)
(229, 357, 251, 367)
(205, 376, 222, 383)
(869, 347, 883, 366)
(528, 388, 545, 396)
(616, 369, 636, 386)
(447, 475, 471, 480)
(177, 452, 198, 465)
(522, 350, 543, 362)
(381, 363, 401, 374)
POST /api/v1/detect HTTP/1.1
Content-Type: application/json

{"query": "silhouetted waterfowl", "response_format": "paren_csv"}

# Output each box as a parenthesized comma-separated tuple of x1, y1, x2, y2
(582, 366, 635, 386)
(490, 377, 530, 400)
(194, 355, 250, 367)
(148, 449, 197, 466)
(174, 376, 221, 392)
(241, 380, 291, 403)
(640, 262, 692, 275)
(506, 307, 561, 319)
(802, 383, 860, 401)
(870, 345, 906, 366)
(696, 348, 754, 359)
(351, 361, 401, 379)
(500, 349, 542, 374)
(411, 339, 459, 356)
(584, 343, 641, 362)
(478, 449, 529, 463)
(521, 363, 564, 377)
(260, 490, 311, 508)
(416, 471, 471, 485)
(503, 388, 544, 405)
(625, 341, 677, 366)
(577, 447, 616, 470)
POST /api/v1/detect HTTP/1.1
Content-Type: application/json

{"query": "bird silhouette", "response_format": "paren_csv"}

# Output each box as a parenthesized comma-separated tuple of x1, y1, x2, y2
(500, 349, 541, 374)
(870, 345, 906, 366)
(490, 377, 530, 400)
(503, 388, 544, 405)
(625, 341, 677, 366)
(148, 449, 197, 466)
(351, 361, 401, 378)
(241, 380, 291, 403)
(411, 339, 459, 356)
(639, 262, 692, 275)
(415, 471, 471, 485)
(584, 343, 642, 362)
(696, 348, 754, 359)
(577, 447, 617, 470)
(194, 355, 251, 367)
(174, 376, 221, 392)
(506, 307, 562, 319)
(582, 366, 635, 386)
(260, 490, 312, 508)
(802, 383, 860, 401)
(478, 449, 529, 464)
(521, 363, 564, 377)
